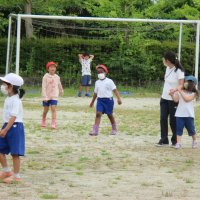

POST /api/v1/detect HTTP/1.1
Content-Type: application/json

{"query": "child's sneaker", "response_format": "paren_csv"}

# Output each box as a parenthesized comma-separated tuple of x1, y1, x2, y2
(41, 119, 46, 127)
(0, 171, 13, 180)
(77, 91, 82, 97)
(3, 175, 22, 184)
(192, 141, 198, 148)
(85, 93, 90, 97)
(174, 143, 182, 149)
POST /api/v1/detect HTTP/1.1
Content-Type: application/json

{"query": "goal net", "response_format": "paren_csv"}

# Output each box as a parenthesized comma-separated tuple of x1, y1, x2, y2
(6, 14, 199, 88)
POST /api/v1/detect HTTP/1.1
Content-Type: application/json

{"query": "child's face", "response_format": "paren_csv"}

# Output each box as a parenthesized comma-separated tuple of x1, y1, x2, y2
(48, 65, 57, 74)
(84, 55, 90, 60)
(1, 82, 13, 96)
(97, 68, 105, 74)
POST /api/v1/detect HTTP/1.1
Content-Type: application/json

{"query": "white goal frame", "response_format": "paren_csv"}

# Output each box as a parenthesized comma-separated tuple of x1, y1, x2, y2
(6, 14, 200, 81)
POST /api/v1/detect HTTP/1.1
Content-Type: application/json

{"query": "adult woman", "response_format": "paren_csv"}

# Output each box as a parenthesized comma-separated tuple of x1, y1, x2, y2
(156, 51, 184, 147)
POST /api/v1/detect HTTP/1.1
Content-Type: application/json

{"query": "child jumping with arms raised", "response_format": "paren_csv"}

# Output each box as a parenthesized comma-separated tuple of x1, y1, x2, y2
(0, 73, 25, 183)
(169, 75, 198, 149)
(41, 61, 64, 129)
(89, 64, 122, 136)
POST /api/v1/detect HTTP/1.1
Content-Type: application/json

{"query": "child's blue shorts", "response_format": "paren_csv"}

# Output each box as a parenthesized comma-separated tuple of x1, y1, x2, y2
(42, 100, 58, 107)
(96, 97, 114, 115)
(81, 75, 91, 86)
(0, 123, 25, 156)
(176, 117, 196, 136)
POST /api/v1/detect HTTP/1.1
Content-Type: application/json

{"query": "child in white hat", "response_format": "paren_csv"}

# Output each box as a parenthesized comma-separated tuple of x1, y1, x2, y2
(0, 73, 25, 183)
(169, 75, 198, 149)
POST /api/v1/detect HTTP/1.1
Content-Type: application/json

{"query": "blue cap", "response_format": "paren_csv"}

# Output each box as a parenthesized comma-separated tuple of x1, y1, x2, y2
(185, 75, 198, 85)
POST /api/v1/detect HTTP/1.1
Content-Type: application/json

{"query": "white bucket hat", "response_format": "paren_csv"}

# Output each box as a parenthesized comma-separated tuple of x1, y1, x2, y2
(0, 73, 24, 87)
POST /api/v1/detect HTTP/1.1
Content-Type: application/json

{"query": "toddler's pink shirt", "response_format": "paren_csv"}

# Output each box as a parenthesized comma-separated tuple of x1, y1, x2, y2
(42, 73, 63, 101)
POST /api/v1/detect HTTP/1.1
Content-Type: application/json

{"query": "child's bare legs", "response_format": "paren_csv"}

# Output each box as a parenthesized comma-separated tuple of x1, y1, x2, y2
(78, 85, 83, 97)
(51, 105, 57, 128)
(176, 135, 182, 144)
(90, 112, 102, 135)
(12, 155, 20, 175)
(107, 114, 117, 135)
(0, 153, 8, 169)
(41, 106, 49, 127)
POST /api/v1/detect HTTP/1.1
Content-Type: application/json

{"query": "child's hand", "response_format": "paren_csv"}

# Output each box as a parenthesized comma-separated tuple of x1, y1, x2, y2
(89, 102, 94, 107)
(169, 89, 176, 96)
(0, 129, 7, 138)
(117, 98, 122, 105)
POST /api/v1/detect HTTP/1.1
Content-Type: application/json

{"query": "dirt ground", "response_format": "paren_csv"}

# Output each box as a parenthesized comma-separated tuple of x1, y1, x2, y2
(0, 97, 200, 200)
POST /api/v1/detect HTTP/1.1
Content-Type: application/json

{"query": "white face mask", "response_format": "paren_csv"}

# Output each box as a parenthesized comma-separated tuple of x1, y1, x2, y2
(184, 82, 189, 89)
(98, 73, 106, 80)
(1, 85, 8, 95)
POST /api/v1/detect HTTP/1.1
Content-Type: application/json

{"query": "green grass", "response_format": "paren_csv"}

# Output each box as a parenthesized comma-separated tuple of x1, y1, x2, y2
(12, 85, 162, 98)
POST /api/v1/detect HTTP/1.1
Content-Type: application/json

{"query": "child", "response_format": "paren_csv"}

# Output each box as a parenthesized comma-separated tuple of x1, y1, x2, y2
(89, 64, 122, 136)
(169, 75, 198, 149)
(41, 61, 64, 129)
(78, 52, 94, 97)
(0, 73, 25, 183)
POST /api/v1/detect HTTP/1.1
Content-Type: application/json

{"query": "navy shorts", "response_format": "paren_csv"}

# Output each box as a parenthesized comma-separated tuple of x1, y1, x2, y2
(176, 117, 196, 136)
(96, 97, 114, 115)
(0, 123, 25, 156)
(42, 100, 58, 107)
(81, 75, 91, 86)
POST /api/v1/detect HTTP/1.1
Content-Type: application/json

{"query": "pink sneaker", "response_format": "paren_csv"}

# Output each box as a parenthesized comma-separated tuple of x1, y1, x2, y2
(111, 123, 117, 135)
(0, 171, 13, 180)
(41, 118, 46, 127)
(51, 119, 56, 129)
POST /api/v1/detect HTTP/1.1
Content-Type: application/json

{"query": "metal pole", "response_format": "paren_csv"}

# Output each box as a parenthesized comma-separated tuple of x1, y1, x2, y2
(16, 15, 21, 75)
(195, 22, 200, 82)
(178, 23, 182, 61)
(6, 15, 12, 74)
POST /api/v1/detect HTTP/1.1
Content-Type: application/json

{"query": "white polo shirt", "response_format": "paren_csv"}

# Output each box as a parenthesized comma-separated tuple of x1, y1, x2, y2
(175, 92, 195, 118)
(94, 77, 116, 98)
(80, 58, 92, 76)
(162, 67, 184, 100)
(3, 94, 23, 123)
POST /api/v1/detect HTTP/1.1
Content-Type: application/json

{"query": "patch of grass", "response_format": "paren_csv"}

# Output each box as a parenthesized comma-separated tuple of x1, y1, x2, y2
(40, 194, 58, 199)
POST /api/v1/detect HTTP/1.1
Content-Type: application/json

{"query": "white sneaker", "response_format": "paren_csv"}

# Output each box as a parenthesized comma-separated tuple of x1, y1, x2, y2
(192, 141, 198, 148)
(174, 143, 182, 149)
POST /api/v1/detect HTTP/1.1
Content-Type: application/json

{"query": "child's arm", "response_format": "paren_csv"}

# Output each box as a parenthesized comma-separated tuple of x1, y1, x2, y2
(89, 54, 94, 61)
(169, 89, 179, 102)
(78, 54, 83, 62)
(89, 93, 97, 107)
(178, 89, 196, 102)
(0, 116, 16, 138)
(113, 89, 122, 105)
(42, 76, 48, 101)
(58, 78, 64, 96)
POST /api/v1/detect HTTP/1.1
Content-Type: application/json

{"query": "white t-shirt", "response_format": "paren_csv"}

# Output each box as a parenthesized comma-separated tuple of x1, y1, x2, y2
(175, 92, 195, 118)
(162, 67, 184, 100)
(3, 94, 23, 123)
(80, 58, 92, 76)
(94, 77, 116, 98)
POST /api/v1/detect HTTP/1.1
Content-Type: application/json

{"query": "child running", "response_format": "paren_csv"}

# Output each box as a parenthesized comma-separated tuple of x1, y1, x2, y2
(169, 75, 198, 149)
(0, 73, 25, 183)
(41, 61, 64, 129)
(89, 64, 122, 136)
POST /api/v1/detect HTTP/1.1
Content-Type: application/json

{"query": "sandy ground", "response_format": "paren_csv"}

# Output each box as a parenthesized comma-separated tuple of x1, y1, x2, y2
(0, 97, 200, 200)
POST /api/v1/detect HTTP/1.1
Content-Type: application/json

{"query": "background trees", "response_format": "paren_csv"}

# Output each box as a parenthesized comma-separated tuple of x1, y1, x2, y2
(0, 0, 199, 86)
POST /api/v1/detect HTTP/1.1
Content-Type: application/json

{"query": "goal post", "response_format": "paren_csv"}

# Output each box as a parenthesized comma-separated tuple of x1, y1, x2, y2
(6, 13, 200, 83)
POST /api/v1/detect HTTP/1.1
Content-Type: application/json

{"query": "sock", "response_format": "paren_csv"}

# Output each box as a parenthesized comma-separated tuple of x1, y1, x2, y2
(2, 167, 11, 172)
(14, 173, 20, 178)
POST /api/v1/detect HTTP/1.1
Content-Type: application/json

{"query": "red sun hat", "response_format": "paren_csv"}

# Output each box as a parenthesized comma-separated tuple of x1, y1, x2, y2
(96, 64, 108, 74)
(46, 61, 58, 70)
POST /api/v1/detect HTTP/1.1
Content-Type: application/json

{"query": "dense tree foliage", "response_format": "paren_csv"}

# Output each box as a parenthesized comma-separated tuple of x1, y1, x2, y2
(0, 0, 199, 86)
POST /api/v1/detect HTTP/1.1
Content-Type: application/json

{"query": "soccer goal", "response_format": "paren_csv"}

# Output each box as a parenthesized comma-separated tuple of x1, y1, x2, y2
(6, 14, 200, 86)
